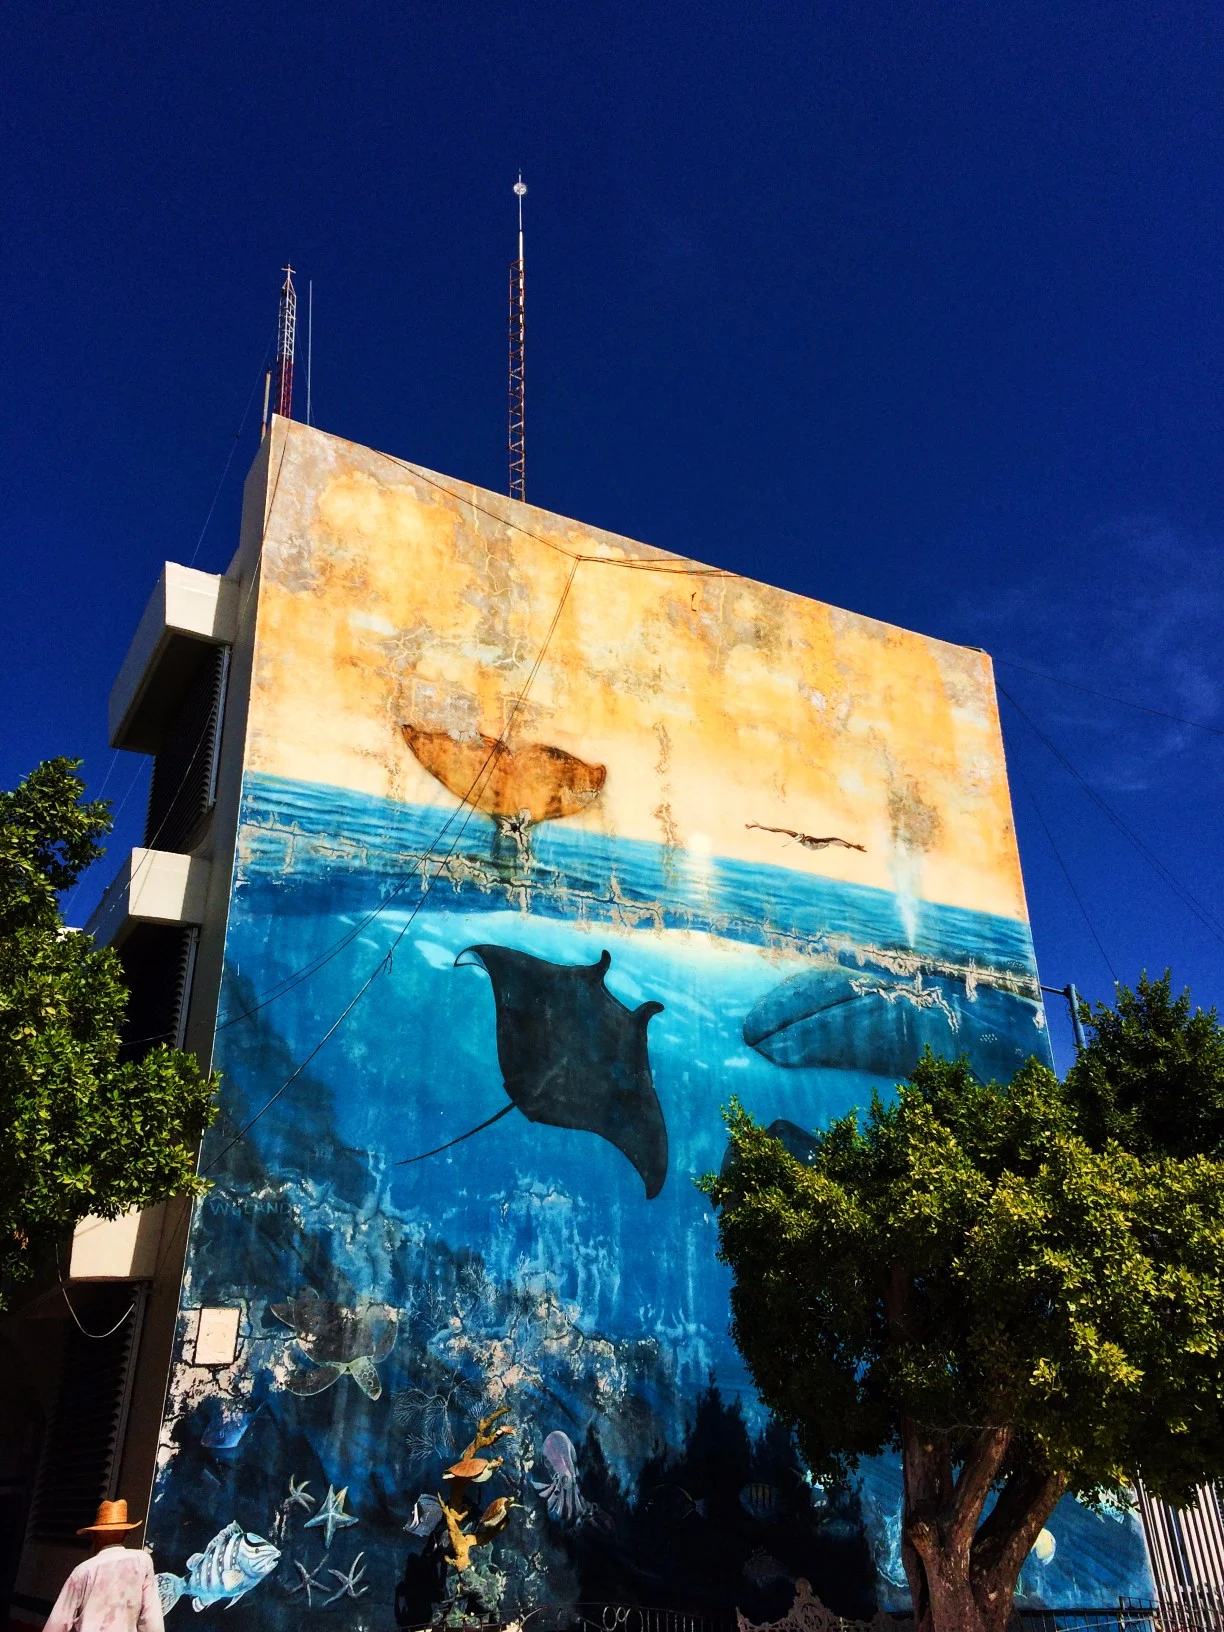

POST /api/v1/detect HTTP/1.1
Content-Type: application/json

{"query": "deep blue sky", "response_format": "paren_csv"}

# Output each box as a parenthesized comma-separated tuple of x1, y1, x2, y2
(3, 0, 1222, 1069)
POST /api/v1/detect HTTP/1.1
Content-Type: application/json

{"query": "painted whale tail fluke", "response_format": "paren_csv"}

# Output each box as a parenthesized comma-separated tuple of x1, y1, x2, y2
(156, 1574, 185, 1615)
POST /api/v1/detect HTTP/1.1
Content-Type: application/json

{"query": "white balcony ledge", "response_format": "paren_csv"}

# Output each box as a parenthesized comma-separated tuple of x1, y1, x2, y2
(109, 563, 238, 753)
(69, 1204, 166, 1281)
(84, 848, 211, 950)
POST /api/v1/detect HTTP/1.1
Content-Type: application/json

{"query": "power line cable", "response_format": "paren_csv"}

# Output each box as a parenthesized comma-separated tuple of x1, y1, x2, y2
(201, 554, 582, 1174)
(62, 337, 270, 924)
(61, 760, 149, 926)
(108, 759, 148, 825)
(60, 754, 123, 919)
(998, 684, 1224, 946)
(994, 657, 1224, 738)
(55, 1245, 136, 1339)
(213, 439, 732, 1035)
(1022, 787, 1118, 983)
(188, 330, 277, 569)
(91, 753, 120, 802)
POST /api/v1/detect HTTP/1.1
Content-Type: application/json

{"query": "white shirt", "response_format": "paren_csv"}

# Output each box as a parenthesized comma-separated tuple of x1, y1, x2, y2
(43, 1544, 165, 1632)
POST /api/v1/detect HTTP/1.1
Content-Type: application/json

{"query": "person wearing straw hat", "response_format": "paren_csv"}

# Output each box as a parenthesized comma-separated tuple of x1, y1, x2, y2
(43, 1501, 164, 1632)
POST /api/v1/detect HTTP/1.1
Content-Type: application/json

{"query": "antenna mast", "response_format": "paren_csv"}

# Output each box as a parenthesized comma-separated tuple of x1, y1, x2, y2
(274, 264, 297, 422)
(508, 178, 527, 502)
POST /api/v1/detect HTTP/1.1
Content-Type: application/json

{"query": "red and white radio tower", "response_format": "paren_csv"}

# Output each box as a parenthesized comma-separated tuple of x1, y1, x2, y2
(508, 179, 527, 502)
(274, 265, 297, 420)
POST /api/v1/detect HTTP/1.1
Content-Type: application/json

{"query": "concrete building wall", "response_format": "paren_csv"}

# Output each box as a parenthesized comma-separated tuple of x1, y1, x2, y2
(66, 420, 1150, 1625)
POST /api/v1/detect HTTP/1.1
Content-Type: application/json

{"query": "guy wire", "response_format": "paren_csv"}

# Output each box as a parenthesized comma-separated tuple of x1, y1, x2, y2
(998, 684, 1224, 946)
(200, 554, 582, 1174)
(214, 446, 723, 1034)
(1023, 785, 1118, 983)
(994, 656, 1224, 738)
(188, 328, 277, 569)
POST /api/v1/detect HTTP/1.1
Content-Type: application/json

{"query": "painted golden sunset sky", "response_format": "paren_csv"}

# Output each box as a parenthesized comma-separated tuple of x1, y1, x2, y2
(241, 422, 1029, 924)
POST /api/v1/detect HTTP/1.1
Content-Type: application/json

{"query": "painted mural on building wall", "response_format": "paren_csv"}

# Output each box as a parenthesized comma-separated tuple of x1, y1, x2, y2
(147, 426, 1152, 1626)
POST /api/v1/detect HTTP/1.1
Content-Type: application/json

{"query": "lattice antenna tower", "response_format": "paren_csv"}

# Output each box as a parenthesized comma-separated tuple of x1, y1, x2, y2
(274, 264, 298, 421)
(508, 178, 527, 501)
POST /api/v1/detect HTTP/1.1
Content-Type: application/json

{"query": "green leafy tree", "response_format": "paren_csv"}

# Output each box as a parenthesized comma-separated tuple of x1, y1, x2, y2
(0, 758, 216, 1308)
(701, 1056, 1224, 1632)
(1066, 972, 1224, 1159)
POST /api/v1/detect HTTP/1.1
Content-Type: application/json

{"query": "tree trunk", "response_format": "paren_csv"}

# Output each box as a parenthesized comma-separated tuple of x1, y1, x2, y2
(970, 1466, 1069, 1632)
(902, 1421, 1032, 1632)
(905, 1520, 985, 1632)
(901, 1420, 989, 1632)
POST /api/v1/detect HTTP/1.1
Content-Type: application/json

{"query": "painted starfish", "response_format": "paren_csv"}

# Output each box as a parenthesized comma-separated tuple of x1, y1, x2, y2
(304, 1484, 359, 1549)
(285, 1476, 316, 1512)
(323, 1553, 369, 1606)
(288, 1558, 329, 1608)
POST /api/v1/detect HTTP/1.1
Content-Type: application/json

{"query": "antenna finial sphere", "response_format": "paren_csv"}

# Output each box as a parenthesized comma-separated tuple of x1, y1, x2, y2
(513, 180, 527, 196)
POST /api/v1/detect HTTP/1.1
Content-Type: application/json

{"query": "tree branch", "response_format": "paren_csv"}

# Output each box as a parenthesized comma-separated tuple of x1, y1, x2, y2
(949, 1427, 1012, 1549)
(971, 1463, 1069, 1632)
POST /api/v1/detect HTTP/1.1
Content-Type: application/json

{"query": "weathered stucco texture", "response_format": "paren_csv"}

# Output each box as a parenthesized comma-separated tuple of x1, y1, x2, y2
(143, 423, 1151, 1628)
(249, 426, 1025, 922)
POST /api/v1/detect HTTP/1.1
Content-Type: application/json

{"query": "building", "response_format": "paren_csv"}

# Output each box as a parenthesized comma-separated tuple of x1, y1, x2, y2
(4, 419, 1157, 1628)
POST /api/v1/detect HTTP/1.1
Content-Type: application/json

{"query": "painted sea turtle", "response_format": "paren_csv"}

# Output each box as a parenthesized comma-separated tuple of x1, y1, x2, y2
(270, 1295, 398, 1400)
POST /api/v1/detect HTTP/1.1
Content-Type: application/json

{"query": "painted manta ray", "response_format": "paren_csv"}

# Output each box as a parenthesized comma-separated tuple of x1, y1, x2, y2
(400, 946, 668, 1198)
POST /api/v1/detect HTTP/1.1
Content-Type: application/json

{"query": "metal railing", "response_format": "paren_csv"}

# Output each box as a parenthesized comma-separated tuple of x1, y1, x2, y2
(1011, 1605, 1160, 1632)
(393, 1603, 1170, 1632)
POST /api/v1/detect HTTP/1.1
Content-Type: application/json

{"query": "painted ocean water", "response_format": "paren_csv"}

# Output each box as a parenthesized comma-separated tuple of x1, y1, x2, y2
(149, 772, 1150, 1621)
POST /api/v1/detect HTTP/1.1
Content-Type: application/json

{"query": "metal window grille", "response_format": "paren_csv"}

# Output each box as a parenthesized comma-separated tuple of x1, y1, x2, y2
(117, 923, 199, 1063)
(27, 1284, 148, 1542)
(144, 644, 230, 854)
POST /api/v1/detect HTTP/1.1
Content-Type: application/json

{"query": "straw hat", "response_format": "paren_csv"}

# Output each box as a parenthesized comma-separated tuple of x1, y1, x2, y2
(77, 1500, 142, 1536)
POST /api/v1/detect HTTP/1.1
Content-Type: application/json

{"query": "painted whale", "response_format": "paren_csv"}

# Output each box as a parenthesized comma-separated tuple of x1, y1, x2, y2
(743, 956, 1043, 1082)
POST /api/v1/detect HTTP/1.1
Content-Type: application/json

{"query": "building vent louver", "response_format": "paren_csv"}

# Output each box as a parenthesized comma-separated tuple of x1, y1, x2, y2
(1137, 1482, 1224, 1632)
(144, 643, 229, 853)
(28, 1284, 147, 1542)
(117, 923, 199, 1063)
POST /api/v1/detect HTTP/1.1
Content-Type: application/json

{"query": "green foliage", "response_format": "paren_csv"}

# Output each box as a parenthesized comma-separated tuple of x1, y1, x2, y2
(0, 759, 217, 1308)
(701, 1052, 1224, 1631)
(1066, 972, 1224, 1160)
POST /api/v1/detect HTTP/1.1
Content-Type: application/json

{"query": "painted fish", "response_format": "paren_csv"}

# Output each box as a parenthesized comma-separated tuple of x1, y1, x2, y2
(404, 1493, 445, 1539)
(742, 1548, 794, 1587)
(532, 1429, 589, 1524)
(270, 1295, 397, 1400)
(200, 1399, 262, 1450)
(739, 1482, 782, 1523)
(156, 1521, 280, 1613)
(645, 1484, 707, 1522)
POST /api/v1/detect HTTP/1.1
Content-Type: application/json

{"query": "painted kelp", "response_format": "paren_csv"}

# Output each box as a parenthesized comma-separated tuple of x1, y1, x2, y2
(145, 772, 1151, 1627)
